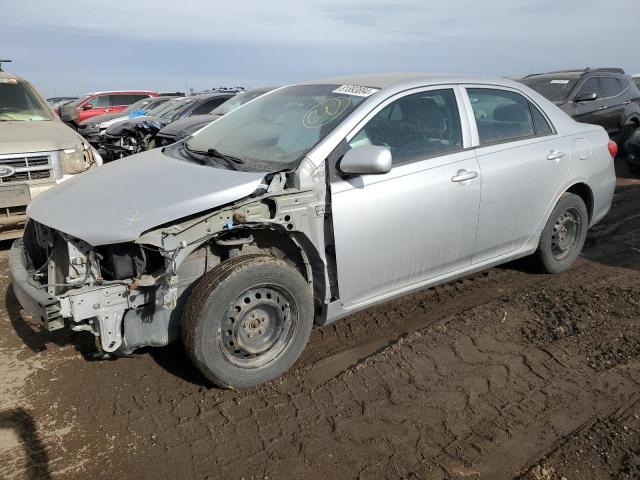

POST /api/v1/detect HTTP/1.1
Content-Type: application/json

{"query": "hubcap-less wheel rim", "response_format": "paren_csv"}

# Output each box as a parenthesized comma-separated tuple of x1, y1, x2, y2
(219, 286, 296, 368)
(551, 207, 581, 261)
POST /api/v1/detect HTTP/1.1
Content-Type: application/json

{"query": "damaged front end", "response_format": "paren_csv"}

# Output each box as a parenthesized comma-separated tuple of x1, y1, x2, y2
(99, 118, 166, 161)
(14, 220, 168, 352)
(11, 159, 330, 356)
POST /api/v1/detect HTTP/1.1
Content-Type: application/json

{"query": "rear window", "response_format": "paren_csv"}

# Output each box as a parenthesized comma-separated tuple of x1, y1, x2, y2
(600, 77, 626, 98)
(520, 76, 579, 102)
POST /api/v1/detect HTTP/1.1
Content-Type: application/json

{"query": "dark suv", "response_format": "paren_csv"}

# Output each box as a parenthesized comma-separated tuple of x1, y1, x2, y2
(520, 68, 640, 148)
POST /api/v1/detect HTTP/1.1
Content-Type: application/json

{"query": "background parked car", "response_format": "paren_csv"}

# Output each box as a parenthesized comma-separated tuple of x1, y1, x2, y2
(625, 128, 640, 173)
(47, 96, 77, 105)
(58, 90, 159, 128)
(99, 90, 241, 160)
(0, 70, 99, 240)
(154, 87, 275, 147)
(77, 95, 178, 146)
(520, 68, 640, 149)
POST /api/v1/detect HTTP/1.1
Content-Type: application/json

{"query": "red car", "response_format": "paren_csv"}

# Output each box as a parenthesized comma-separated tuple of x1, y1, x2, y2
(59, 90, 158, 127)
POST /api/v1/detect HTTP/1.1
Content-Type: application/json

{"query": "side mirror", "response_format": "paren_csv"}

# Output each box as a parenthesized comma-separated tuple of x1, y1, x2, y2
(574, 92, 598, 103)
(82, 103, 94, 110)
(339, 145, 392, 175)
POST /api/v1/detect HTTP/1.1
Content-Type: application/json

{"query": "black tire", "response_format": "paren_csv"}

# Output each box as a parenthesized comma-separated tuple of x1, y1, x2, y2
(532, 193, 588, 274)
(624, 129, 640, 174)
(626, 160, 640, 175)
(182, 254, 314, 388)
(617, 123, 638, 157)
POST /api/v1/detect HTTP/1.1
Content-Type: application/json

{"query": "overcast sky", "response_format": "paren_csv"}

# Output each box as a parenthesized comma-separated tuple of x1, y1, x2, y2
(2, 0, 638, 97)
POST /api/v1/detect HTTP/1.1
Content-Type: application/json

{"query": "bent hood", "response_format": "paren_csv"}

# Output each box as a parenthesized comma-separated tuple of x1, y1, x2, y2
(0, 120, 85, 155)
(27, 149, 266, 245)
(157, 115, 216, 139)
(105, 115, 168, 136)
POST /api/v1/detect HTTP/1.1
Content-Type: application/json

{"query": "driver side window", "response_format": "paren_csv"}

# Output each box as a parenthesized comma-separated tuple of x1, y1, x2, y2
(348, 89, 463, 164)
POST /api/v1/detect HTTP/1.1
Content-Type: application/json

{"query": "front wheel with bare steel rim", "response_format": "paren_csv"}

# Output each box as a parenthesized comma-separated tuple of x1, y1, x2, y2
(182, 255, 314, 389)
(533, 192, 588, 274)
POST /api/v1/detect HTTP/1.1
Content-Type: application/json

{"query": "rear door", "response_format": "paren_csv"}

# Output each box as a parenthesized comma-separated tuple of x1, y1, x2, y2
(463, 86, 571, 264)
(598, 77, 627, 134)
(330, 86, 481, 307)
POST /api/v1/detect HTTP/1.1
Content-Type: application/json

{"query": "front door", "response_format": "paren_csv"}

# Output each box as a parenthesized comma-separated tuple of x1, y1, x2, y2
(330, 87, 481, 308)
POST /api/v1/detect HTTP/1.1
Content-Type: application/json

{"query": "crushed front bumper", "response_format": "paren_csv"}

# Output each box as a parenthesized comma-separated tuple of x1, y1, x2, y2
(9, 239, 64, 330)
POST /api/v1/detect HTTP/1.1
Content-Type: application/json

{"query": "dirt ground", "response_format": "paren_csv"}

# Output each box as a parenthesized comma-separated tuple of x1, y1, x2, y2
(1, 161, 640, 480)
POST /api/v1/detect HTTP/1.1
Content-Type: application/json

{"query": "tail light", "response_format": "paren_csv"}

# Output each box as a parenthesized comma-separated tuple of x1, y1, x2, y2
(608, 140, 618, 159)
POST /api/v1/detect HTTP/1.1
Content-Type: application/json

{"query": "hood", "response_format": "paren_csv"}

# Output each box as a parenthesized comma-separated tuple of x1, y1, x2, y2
(0, 120, 85, 155)
(27, 148, 266, 245)
(157, 115, 216, 138)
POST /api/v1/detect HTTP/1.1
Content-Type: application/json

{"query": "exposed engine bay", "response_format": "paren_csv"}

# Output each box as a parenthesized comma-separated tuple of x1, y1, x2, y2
(18, 162, 333, 355)
(98, 118, 167, 161)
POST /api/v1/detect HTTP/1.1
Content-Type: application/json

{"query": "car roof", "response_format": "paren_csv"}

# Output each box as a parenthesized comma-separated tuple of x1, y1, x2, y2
(523, 68, 626, 80)
(299, 72, 524, 90)
(83, 90, 156, 97)
(0, 70, 25, 82)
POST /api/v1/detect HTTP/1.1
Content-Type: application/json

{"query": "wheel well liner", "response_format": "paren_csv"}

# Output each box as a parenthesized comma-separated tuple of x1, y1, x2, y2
(566, 182, 594, 222)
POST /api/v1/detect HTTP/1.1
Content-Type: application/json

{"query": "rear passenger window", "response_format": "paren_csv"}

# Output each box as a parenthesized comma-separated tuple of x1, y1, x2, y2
(111, 94, 148, 106)
(348, 89, 463, 164)
(530, 103, 554, 136)
(600, 77, 624, 98)
(467, 88, 535, 144)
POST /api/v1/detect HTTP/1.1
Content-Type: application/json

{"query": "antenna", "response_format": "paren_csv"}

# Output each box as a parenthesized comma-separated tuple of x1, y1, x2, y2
(0, 59, 12, 72)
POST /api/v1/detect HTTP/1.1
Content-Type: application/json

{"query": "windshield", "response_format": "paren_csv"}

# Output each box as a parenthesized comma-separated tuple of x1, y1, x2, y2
(186, 85, 369, 169)
(520, 75, 579, 102)
(146, 98, 182, 117)
(634, 77, 640, 90)
(124, 97, 159, 113)
(0, 79, 53, 121)
(210, 90, 269, 116)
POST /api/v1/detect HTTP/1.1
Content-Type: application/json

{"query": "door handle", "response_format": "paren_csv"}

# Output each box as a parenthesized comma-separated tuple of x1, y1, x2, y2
(451, 169, 478, 183)
(547, 150, 566, 161)
(598, 106, 607, 110)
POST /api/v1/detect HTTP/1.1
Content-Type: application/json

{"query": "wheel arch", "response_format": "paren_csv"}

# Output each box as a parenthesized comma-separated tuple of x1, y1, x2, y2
(210, 226, 327, 312)
(565, 182, 594, 222)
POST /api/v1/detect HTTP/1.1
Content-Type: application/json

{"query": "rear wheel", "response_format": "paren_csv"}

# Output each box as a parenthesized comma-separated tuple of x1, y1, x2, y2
(182, 254, 314, 388)
(617, 123, 638, 157)
(532, 193, 588, 274)
(624, 128, 640, 174)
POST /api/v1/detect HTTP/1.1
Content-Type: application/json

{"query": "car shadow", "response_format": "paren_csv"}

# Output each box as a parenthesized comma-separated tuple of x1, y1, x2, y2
(0, 408, 50, 480)
(147, 343, 211, 387)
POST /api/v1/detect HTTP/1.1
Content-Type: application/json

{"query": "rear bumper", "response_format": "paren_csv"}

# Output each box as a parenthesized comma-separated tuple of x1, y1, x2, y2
(9, 239, 63, 330)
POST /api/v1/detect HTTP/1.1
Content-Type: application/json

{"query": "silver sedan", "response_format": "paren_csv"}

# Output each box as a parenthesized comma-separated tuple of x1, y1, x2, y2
(12, 73, 616, 388)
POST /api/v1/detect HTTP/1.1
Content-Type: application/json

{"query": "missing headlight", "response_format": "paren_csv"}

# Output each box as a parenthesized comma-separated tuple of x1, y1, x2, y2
(96, 244, 164, 280)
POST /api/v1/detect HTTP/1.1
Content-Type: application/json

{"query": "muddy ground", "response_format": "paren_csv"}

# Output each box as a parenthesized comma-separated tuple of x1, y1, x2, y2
(1, 161, 639, 480)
